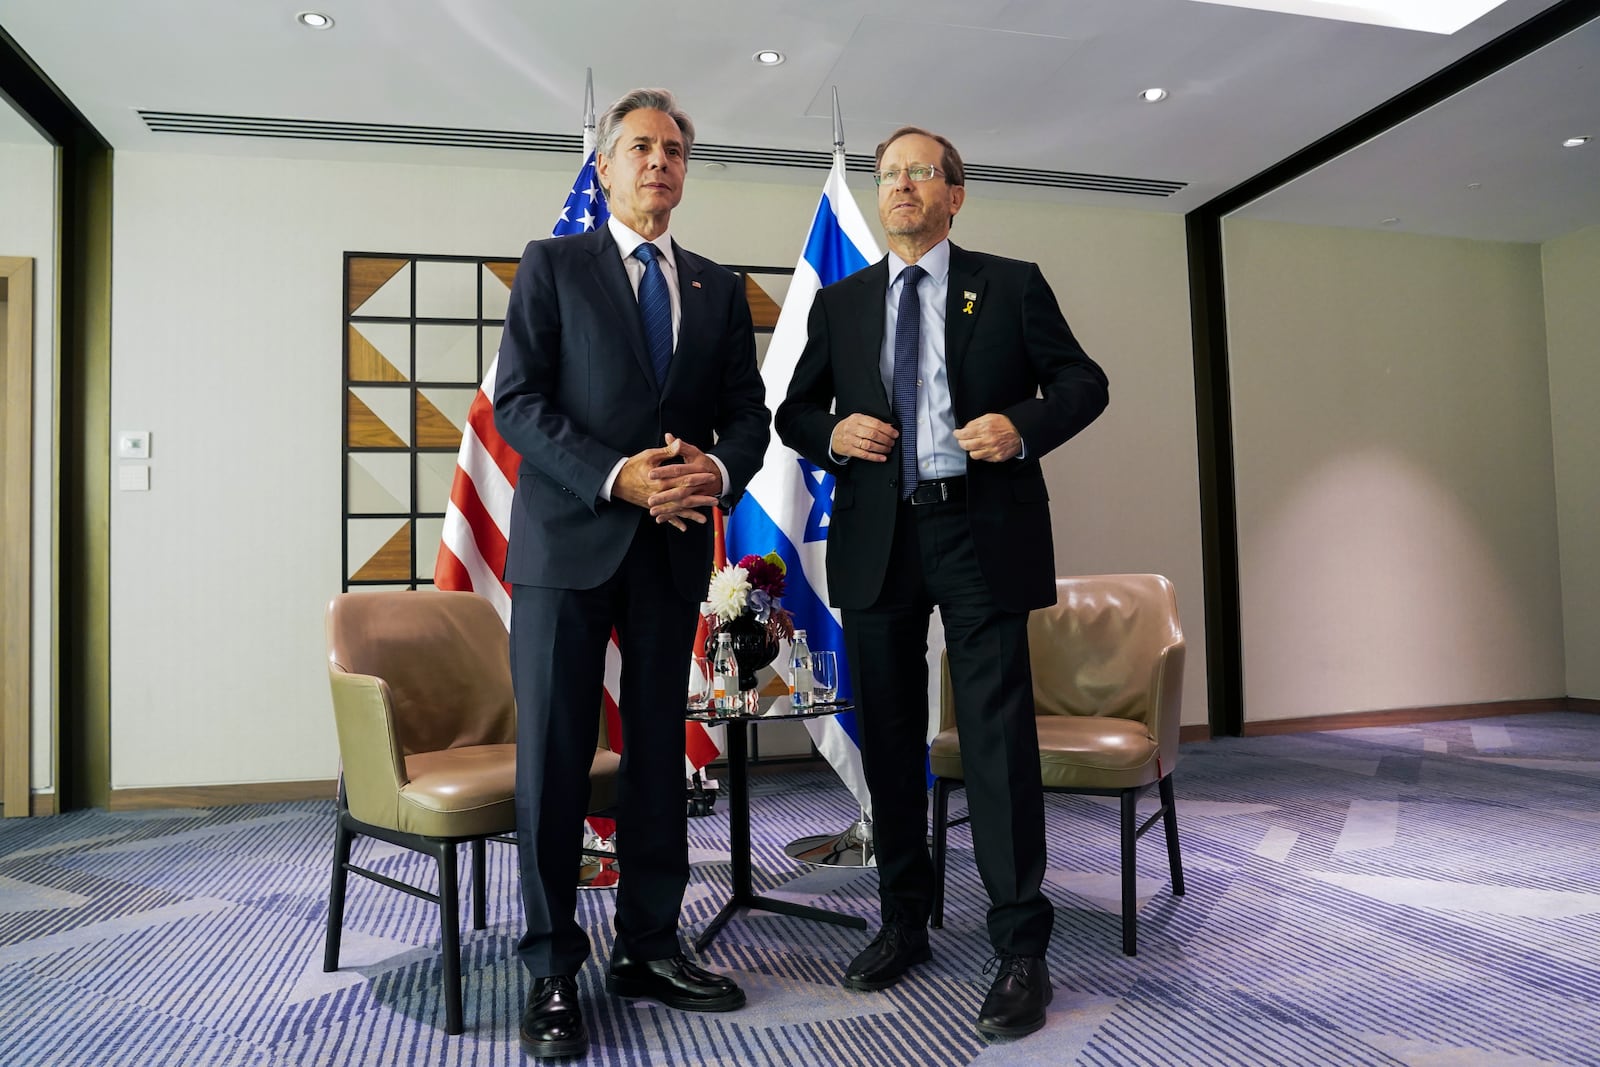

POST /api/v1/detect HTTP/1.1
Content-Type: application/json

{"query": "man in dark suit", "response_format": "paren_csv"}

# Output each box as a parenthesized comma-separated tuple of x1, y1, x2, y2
(493, 88, 770, 1059)
(776, 126, 1108, 1039)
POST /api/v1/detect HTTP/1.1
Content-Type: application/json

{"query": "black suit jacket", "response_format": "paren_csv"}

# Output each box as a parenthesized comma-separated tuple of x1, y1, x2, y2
(775, 244, 1108, 613)
(494, 227, 771, 603)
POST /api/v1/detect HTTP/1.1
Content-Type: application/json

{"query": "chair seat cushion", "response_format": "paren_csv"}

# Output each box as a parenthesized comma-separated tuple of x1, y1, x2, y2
(930, 716, 1161, 790)
(399, 743, 517, 837)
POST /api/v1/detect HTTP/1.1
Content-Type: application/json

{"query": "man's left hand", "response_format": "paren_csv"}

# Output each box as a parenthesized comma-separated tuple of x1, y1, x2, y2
(647, 433, 725, 530)
(954, 414, 1022, 463)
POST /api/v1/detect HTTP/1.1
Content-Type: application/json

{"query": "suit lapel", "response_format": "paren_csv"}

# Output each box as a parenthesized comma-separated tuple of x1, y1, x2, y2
(945, 244, 984, 395)
(584, 228, 658, 393)
(853, 261, 892, 417)
(669, 241, 709, 392)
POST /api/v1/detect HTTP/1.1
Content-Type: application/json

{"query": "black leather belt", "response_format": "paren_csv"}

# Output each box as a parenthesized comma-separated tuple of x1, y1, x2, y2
(906, 477, 967, 506)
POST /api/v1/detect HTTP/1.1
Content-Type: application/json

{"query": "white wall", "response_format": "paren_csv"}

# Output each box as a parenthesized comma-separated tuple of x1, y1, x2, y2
(0, 139, 59, 794)
(108, 149, 1207, 788)
(1542, 223, 1600, 699)
(1224, 218, 1566, 721)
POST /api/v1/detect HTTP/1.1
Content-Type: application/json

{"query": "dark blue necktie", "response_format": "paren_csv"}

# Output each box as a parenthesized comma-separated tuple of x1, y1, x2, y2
(893, 265, 925, 500)
(633, 243, 672, 386)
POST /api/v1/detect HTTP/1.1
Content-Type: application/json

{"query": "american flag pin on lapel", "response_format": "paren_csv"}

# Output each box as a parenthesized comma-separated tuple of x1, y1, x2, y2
(691, 280, 703, 288)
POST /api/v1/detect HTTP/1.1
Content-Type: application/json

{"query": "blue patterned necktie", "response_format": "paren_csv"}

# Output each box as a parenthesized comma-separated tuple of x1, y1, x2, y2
(892, 265, 925, 500)
(633, 242, 673, 386)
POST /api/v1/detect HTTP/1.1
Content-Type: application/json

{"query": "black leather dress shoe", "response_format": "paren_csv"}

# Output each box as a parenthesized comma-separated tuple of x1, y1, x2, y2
(842, 923, 932, 991)
(606, 948, 746, 1012)
(975, 955, 1053, 1039)
(520, 975, 587, 1059)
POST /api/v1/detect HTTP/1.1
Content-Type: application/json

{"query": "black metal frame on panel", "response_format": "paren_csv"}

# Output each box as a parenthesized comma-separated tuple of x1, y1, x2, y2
(341, 253, 791, 595)
(1185, 0, 1600, 737)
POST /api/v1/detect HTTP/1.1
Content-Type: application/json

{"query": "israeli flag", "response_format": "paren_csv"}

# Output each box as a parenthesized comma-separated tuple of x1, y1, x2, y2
(726, 157, 886, 813)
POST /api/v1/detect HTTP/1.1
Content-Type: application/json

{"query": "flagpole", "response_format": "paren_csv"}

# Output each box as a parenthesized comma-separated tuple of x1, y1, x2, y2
(583, 67, 597, 158)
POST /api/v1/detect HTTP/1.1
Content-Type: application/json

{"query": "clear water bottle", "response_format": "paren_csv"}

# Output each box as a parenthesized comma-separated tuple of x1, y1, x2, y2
(711, 632, 740, 713)
(788, 628, 814, 709)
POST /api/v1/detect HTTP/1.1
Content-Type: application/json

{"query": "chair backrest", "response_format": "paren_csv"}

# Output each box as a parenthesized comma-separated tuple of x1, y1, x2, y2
(326, 590, 515, 756)
(1029, 574, 1183, 724)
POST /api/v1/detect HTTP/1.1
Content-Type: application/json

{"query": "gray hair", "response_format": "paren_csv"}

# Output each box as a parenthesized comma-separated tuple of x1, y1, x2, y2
(596, 88, 695, 160)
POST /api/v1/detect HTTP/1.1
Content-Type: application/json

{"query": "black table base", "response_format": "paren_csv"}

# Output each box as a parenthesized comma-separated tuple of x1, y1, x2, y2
(693, 718, 867, 952)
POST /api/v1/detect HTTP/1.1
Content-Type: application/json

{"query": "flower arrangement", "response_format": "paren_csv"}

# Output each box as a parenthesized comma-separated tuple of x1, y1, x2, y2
(704, 552, 796, 645)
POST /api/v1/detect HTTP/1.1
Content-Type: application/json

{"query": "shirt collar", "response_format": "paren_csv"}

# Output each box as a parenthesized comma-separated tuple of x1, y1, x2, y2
(608, 215, 673, 267)
(887, 239, 950, 289)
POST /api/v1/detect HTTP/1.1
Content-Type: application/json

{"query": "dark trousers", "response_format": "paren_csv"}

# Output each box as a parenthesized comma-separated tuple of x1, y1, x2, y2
(510, 516, 700, 978)
(843, 499, 1054, 956)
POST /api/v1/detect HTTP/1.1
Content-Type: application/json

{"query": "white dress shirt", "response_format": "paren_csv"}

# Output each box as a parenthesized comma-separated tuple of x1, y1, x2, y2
(598, 215, 729, 501)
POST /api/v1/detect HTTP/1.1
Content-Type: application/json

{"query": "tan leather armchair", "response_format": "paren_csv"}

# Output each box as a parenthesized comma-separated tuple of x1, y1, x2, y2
(930, 574, 1186, 956)
(322, 589, 619, 1034)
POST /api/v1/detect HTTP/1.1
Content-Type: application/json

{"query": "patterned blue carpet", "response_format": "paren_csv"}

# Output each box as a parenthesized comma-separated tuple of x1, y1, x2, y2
(2, 711, 1598, 1066)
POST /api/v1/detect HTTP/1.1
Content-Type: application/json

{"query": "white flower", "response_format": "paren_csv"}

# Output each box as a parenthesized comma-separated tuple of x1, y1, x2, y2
(705, 564, 751, 622)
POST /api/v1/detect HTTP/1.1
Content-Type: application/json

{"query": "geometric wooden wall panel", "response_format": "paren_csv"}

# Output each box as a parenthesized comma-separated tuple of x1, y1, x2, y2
(344, 251, 788, 593)
(348, 453, 411, 514)
(745, 274, 783, 330)
(482, 264, 514, 320)
(348, 324, 408, 382)
(347, 389, 409, 448)
(417, 452, 458, 515)
(413, 516, 446, 580)
(348, 518, 411, 580)
(348, 257, 410, 316)
(416, 389, 470, 448)
(415, 260, 478, 320)
(415, 324, 477, 383)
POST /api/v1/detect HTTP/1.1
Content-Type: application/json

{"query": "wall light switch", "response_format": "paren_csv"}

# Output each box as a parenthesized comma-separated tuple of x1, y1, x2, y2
(118, 430, 151, 460)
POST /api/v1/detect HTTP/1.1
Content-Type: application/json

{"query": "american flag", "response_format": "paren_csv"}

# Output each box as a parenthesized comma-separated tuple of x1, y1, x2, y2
(433, 151, 725, 785)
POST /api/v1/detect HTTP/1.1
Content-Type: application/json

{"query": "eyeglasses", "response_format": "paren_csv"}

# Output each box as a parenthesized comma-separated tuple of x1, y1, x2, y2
(872, 164, 943, 186)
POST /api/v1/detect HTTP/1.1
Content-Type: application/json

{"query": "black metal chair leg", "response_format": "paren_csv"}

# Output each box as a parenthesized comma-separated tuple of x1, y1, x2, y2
(437, 843, 464, 1035)
(931, 777, 954, 929)
(323, 813, 354, 972)
(470, 839, 487, 930)
(1159, 774, 1185, 897)
(1120, 789, 1138, 957)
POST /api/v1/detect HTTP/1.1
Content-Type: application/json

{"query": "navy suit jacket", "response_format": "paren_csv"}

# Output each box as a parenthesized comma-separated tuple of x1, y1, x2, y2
(776, 245, 1108, 613)
(493, 227, 771, 603)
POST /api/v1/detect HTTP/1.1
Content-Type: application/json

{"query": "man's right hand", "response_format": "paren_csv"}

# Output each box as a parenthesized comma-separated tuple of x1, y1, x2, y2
(613, 442, 682, 509)
(830, 415, 899, 462)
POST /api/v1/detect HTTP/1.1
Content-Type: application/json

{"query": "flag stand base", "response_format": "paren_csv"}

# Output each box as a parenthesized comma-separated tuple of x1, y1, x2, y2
(784, 814, 876, 868)
(578, 832, 619, 890)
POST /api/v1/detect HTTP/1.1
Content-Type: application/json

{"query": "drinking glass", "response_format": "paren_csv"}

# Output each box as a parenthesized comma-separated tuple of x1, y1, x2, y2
(687, 655, 712, 710)
(810, 650, 839, 704)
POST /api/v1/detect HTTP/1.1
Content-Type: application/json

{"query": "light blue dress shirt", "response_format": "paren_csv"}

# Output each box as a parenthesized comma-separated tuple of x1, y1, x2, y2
(883, 241, 965, 481)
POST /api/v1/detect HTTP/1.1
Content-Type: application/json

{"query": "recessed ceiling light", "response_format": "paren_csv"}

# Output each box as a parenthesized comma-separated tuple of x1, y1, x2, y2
(1563, 136, 1591, 148)
(1466, 182, 1482, 189)
(1380, 217, 1400, 226)
(703, 162, 727, 171)
(1139, 88, 1169, 103)
(296, 11, 334, 29)
(753, 50, 784, 66)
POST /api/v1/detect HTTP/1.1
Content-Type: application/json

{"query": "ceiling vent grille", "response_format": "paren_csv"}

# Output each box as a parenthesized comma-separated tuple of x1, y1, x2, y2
(138, 111, 1186, 198)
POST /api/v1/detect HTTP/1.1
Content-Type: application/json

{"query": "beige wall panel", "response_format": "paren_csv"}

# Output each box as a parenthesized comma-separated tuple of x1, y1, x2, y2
(1541, 222, 1600, 699)
(1225, 218, 1564, 721)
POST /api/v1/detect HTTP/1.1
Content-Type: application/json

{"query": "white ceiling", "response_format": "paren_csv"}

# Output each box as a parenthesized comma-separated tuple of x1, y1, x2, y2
(1, 0, 1596, 241)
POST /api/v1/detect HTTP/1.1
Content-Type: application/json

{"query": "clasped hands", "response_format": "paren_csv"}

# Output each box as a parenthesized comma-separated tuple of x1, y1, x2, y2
(614, 433, 723, 531)
(830, 412, 1023, 463)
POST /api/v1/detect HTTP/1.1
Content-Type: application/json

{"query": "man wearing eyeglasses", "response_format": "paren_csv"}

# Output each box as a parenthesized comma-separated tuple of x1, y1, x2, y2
(776, 126, 1108, 1039)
